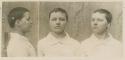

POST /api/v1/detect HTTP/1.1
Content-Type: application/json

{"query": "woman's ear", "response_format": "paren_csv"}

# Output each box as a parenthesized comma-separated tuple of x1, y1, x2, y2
(107, 23, 111, 31)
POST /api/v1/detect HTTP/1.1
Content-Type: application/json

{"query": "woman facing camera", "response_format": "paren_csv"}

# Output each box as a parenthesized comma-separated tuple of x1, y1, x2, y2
(7, 7, 36, 57)
(37, 8, 80, 57)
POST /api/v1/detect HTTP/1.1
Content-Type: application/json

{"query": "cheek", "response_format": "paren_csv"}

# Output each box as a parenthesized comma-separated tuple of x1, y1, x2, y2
(61, 21, 67, 26)
(22, 22, 31, 29)
(19, 22, 25, 28)
(99, 22, 108, 30)
(49, 22, 56, 29)
(49, 21, 54, 26)
(22, 24, 28, 29)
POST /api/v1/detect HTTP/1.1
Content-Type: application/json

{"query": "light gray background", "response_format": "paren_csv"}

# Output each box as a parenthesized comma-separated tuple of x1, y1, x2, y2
(39, 2, 122, 41)
(2, 2, 39, 57)
(2, 2, 122, 57)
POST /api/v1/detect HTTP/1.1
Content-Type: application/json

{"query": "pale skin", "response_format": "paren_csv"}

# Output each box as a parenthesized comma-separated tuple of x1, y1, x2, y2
(91, 12, 110, 40)
(12, 12, 32, 36)
(49, 12, 67, 39)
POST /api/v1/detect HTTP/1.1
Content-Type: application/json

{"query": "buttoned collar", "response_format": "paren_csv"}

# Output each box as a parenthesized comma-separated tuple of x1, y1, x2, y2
(46, 32, 71, 45)
(91, 33, 113, 41)
(89, 33, 115, 46)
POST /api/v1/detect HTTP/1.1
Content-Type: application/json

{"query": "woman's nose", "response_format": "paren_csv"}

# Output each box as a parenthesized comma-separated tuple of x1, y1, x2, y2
(93, 21, 97, 26)
(56, 19, 60, 25)
(94, 22, 97, 26)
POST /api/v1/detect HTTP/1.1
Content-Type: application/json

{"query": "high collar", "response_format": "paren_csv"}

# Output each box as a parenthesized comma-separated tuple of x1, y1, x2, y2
(10, 32, 28, 41)
(46, 32, 70, 45)
(91, 33, 113, 41)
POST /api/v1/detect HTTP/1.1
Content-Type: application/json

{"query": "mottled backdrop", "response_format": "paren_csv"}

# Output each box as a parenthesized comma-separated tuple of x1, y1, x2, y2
(2, 2, 122, 57)
(39, 2, 122, 41)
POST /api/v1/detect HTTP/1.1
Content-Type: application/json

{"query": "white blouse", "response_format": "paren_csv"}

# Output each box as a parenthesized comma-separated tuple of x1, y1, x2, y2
(81, 33, 122, 58)
(7, 32, 36, 57)
(37, 32, 81, 57)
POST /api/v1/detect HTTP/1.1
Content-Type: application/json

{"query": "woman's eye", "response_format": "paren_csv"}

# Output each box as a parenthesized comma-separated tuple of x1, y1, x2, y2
(98, 19, 103, 22)
(51, 18, 56, 21)
(59, 18, 65, 21)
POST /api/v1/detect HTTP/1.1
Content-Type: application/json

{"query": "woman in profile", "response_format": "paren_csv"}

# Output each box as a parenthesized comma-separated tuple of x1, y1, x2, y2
(81, 9, 122, 58)
(7, 7, 36, 57)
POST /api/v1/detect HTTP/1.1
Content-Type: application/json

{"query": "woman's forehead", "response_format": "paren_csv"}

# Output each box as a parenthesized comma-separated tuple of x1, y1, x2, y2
(92, 12, 106, 19)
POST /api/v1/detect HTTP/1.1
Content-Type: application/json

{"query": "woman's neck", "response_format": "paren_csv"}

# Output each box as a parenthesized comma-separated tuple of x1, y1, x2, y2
(12, 28, 25, 36)
(51, 31, 66, 39)
(94, 31, 109, 40)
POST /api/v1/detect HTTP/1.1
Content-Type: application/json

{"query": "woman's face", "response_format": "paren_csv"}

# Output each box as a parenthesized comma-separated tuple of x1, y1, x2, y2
(91, 12, 109, 34)
(18, 12, 32, 33)
(49, 12, 67, 34)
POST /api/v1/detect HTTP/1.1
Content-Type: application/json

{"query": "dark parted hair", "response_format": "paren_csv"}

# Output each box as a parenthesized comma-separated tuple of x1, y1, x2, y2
(8, 7, 29, 28)
(94, 9, 112, 24)
(49, 8, 68, 21)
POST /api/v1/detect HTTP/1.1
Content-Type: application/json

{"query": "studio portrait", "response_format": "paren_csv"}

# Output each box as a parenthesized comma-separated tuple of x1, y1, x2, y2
(2, 2, 38, 57)
(1, 1, 122, 58)
(38, 2, 122, 58)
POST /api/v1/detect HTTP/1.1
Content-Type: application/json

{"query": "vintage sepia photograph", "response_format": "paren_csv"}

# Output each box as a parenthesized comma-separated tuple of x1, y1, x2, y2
(1, 1, 123, 59)
(38, 2, 122, 58)
(2, 2, 39, 57)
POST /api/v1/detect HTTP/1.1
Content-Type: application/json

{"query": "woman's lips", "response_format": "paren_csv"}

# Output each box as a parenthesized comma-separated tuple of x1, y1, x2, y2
(55, 26, 61, 29)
